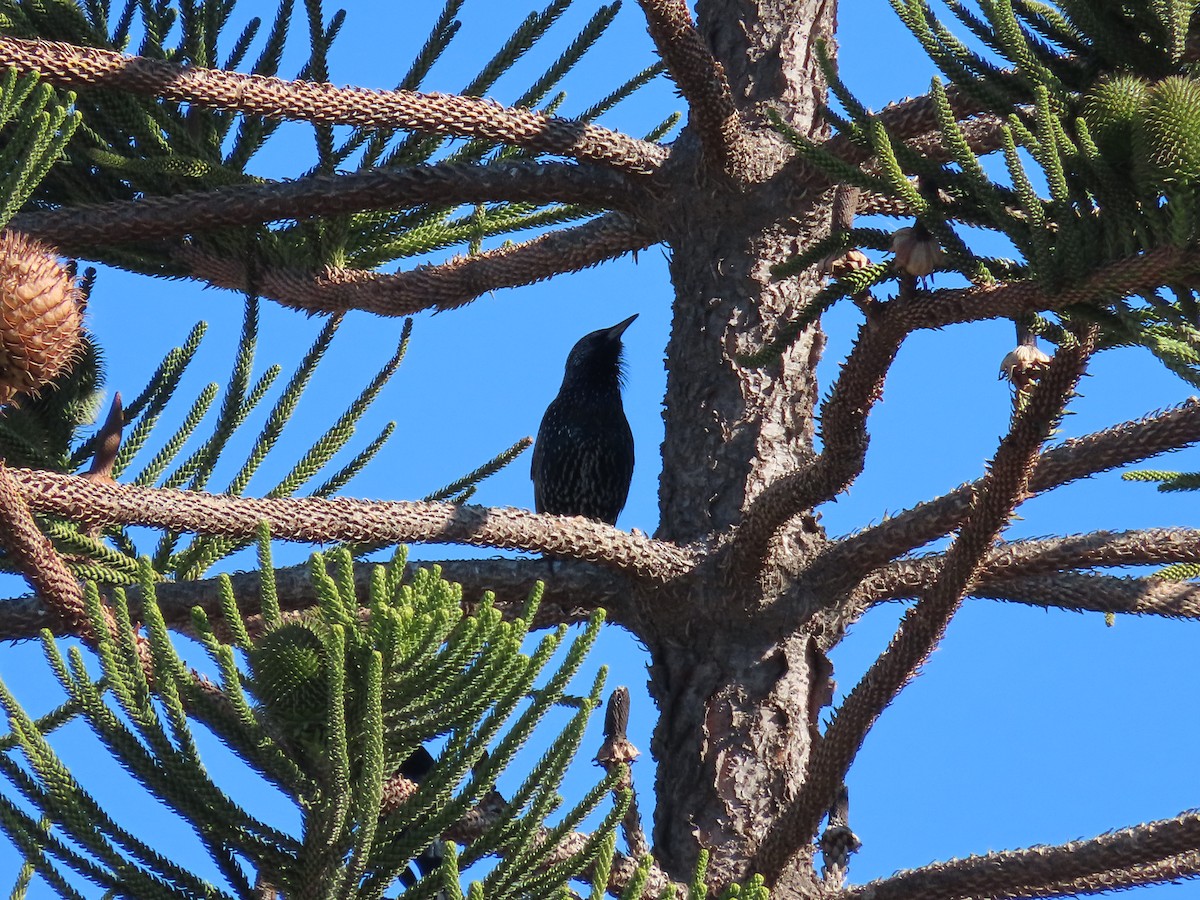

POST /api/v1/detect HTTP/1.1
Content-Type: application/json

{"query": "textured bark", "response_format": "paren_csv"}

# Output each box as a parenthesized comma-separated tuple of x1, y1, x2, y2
(644, 0, 837, 891)
(645, 624, 829, 893)
(657, 0, 832, 542)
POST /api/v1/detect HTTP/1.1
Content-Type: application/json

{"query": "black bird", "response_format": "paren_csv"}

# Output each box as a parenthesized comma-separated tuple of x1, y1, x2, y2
(397, 747, 445, 886)
(531, 315, 637, 526)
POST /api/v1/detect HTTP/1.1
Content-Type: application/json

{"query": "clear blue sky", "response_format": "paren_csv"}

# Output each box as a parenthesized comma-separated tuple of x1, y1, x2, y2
(1, 2, 1197, 895)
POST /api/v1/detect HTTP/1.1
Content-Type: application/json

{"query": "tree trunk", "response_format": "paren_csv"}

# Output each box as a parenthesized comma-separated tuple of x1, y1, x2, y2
(646, 0, 839, 893)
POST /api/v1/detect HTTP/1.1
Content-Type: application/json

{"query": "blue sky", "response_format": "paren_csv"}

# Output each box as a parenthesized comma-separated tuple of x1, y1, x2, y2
(1, 1, 1198, 895)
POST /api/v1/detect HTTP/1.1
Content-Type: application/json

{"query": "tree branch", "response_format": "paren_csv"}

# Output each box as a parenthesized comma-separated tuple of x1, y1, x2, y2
(733, 236, 1180, 576)
(733, 234, 1168, 575)
(0, 556, 634, 642)
(755, 327, 1097, 884)
(856, 528, 1200, 605)
(164, 213, 659, 316)
(0, 461, 87, 635)
(846, 809, 1200, 900)
(731, 279, 914, 575)
(806, 398, 1200, 597)
(635, 0, 741, 168)
(12, 161, 647, 246)
(975, 572, 1200, 620)
(0, 37, 668, 173)
(11, 468, 695, 582)
(901, 245, 1200, 331)
(0, 554, 638, 643)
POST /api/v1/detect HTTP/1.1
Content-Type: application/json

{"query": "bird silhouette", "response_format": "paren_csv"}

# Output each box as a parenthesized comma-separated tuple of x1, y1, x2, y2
(531, 315, 636, 526)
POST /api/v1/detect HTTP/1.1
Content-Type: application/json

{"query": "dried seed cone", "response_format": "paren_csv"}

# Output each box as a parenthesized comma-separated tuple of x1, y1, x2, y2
(0, 231, 84, 406)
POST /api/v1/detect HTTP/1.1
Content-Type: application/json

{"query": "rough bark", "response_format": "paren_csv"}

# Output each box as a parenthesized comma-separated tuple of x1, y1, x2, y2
(644, 0, 837, 891)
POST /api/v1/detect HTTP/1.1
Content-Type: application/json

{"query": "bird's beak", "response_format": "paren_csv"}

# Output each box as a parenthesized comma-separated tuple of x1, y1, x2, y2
(607, 313, 638, 338)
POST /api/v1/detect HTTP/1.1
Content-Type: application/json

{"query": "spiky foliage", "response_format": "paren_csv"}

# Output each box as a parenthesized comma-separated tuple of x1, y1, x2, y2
(0, 294, 528, 586)
(763, 0, 1200, 383)
(0, 541, 631, 897)
(0, 66, 78, 229)
(0, 0, 668, 279)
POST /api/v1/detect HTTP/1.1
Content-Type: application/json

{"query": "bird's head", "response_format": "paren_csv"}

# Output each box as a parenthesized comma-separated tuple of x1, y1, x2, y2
(561, 314, 637, 389)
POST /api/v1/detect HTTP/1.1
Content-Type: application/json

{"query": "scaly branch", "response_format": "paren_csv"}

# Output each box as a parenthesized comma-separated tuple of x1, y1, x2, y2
(0, 37, 668, 173)
(807, 399, 1200, 596)
(166, 213, 660, 316)
(0, 557, 632, 642)
(976, 572, 1200, 620)
(754, 327, 1097, 884)
(856, 528, 1200, 604)
(899, 245, 1200, 330)
(736, 243, 1200, 586)
(847, 809, 1200, 900)
(10, 467, 695, 582)
(731, 237, 1182, 576)
(0, 461, 87, 635)
(635, 0, 741, 168)
(11, 161, 647, 245)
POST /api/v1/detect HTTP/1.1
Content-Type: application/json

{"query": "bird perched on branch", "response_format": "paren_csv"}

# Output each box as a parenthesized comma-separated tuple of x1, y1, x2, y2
(531, 315, 637, 526)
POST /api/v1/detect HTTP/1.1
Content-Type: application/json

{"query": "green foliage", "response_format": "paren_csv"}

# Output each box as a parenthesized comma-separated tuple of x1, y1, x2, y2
(0, 66, 79, 228)
(0, 0, 668, 278)
(758, 0, 1200, 380)
(1123, 468, 1200, 491)
(1124, 464, 1200, 580)
(0, 545, 630, 897)
(718, 874, 768, 900)
(1155, 561, 1200, 580)
(0, 294, 528, 587)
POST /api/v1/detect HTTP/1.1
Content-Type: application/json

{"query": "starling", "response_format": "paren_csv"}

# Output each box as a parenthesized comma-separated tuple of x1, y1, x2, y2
(531, 315, 637, 526)
(397, 747, 445, 885)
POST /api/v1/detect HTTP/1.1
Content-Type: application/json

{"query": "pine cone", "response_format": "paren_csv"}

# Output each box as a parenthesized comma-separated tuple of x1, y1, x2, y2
(0, 231, 84, 406)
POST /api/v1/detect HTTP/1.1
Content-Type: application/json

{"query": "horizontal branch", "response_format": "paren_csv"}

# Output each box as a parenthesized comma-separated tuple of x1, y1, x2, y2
(12, 468, 695, 582)
(848, 808, 1200, 900)
(12, 161, 646, 245)
(167, 213, 659, 316)
(806, 399, 1200, 597)
(0, 556, 634, 643)
(900, 245, 1200, 331)
(977, 572, 1200, 620)
(635, 0, 740, 168)
(857, 528, 1200, 605)
(1018, 852, 1200, 900)
(0, 37, 668, 173)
